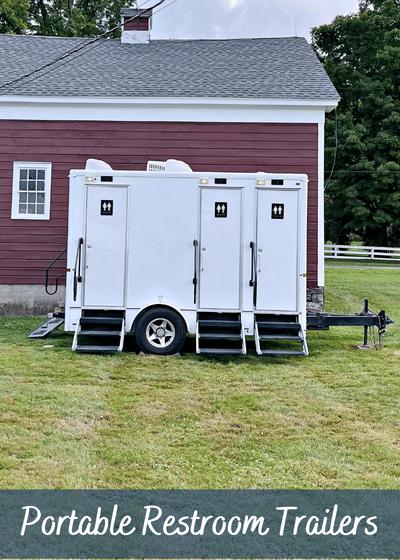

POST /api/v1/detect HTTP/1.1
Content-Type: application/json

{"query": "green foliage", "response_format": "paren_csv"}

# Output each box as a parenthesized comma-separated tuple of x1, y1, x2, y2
(312, 0, 400, 246)
(0, 0, 29, 33)
(28, 0, 136, 37)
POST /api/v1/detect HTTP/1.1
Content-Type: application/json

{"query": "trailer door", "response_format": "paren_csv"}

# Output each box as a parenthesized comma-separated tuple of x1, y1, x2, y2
(255, 188, 299, 312)
(84, 185, 127, 307)
(199, 188, 242, 310)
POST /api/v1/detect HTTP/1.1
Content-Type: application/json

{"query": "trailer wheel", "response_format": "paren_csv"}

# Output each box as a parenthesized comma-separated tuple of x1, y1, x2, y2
(135, 307, 186, 355)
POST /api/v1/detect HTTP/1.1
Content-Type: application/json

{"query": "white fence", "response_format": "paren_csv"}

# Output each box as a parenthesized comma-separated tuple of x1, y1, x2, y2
(325, 244, 400, 261)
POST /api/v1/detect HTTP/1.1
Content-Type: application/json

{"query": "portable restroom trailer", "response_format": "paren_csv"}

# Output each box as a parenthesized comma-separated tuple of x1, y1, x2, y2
(65, 159, 308, 356)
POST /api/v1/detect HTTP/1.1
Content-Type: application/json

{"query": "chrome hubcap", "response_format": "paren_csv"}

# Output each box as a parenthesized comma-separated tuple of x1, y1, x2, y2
(146, 318, 175, 348)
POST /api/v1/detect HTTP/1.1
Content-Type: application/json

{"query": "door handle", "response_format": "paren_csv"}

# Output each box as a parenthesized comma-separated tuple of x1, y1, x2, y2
(193, 240, 198, 304)
(250, 241, 257, 308)
(258, 248, 263, 272)
(201, 248, 206, 271)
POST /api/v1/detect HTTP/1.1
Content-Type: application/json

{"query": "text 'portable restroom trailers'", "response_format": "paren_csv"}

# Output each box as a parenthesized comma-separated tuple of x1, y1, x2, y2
(65, 159, 308, 356)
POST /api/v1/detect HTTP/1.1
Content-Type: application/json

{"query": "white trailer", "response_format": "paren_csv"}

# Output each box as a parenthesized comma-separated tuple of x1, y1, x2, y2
(64, 159, 308, 356)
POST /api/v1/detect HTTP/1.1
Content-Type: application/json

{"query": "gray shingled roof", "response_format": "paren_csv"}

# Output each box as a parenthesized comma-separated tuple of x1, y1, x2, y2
(0, 34, 339, 101)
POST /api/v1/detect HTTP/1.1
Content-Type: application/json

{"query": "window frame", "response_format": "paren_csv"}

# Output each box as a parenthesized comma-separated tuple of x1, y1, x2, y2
(11, 162, 52, 220)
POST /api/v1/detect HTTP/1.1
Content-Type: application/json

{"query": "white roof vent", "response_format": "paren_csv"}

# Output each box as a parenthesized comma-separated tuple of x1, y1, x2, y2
(146, 159, 193, 172)
(147, 160, 166, 172)
(85, 158, 113, 170)
(165, 159, 193, 172)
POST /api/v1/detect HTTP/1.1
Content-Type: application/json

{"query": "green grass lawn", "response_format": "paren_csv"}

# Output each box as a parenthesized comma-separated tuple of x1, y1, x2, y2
(0, 266, 399, 491)
(325, 257, 400, 268)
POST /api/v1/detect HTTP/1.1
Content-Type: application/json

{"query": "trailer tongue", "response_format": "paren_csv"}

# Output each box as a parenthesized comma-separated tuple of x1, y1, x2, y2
(28, 159, 393, 355)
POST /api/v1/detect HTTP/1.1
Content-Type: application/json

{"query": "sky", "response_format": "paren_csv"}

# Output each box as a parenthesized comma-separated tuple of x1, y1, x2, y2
(150, 0, 360, 42)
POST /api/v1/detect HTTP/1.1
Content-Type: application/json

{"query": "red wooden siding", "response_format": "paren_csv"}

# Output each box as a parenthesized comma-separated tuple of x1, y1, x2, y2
(0, 121, 319, 287)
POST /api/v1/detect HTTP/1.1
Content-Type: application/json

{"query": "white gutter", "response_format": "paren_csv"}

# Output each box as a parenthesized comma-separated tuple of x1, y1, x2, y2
(0, 96, 339, 122)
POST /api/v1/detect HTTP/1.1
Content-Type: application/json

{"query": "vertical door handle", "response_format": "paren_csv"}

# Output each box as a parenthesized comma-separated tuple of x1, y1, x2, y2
(201, 248, 206, 271)
(249, 241, 257, 308)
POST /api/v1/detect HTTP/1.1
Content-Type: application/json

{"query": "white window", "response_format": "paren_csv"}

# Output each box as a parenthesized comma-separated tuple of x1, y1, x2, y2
(12, 162, 52, 220)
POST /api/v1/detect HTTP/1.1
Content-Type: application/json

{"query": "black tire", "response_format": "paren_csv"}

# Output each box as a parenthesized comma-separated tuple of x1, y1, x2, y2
(135, 307, 187, 355)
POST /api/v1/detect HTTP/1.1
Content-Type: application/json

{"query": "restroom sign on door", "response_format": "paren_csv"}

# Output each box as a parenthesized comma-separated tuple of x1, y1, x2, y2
(271, 203, 284, 219)
(215, 202, 228, 218)
(101, 200, 113, 216)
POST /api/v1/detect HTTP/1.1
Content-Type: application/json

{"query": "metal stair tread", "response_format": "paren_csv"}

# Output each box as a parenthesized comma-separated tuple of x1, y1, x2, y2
(78, 329, 122, 337)
(198, 348, 244, 355)
(28, 318, 64, 338)
(258, 334, 303, 341)
(260, 349, 306, 356)
(198, 332, 242, 339)
(198, 320, 241, 329)
(74, 344, 121, 353)
(256, 321, 301, 330)
(80, 317, 123, 326)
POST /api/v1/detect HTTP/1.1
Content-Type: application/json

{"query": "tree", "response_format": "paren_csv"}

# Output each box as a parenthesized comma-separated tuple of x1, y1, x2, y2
(0, 0, 29, 33)
(28, 0, 137, 37)
(312, 0, 400, 246)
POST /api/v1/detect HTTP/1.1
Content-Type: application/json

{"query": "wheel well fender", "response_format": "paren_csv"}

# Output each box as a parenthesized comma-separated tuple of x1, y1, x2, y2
(129, 304, 189, 333)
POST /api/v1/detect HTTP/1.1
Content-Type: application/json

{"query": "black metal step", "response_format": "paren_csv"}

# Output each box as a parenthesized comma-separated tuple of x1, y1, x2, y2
(80, 317, 123, 327)
(74, 345, 121, 353)
(198, 348, 244, 355)
(198, 320, 241, 329)
(257, 321, 301, 331)
(259, 349, 306, 356)
(28, 317, 64, 338)
(258, 334, 302, 341)
(198, 332, 242, 339)
(78, 330, 122, 337)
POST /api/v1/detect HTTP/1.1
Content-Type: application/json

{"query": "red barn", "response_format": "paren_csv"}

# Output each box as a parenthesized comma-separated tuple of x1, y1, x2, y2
(0, 8, 339, 315)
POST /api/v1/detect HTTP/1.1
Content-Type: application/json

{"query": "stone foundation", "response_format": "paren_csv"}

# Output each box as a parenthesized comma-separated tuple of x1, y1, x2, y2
(307, 286, 324, 312)
(0, 285, 65, 316)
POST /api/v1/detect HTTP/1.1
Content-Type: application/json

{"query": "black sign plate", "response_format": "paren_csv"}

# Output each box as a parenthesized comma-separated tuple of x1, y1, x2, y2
(215, 202, 228, 218)
(101, 200, 113, 216)
(271, 203, 284, 219)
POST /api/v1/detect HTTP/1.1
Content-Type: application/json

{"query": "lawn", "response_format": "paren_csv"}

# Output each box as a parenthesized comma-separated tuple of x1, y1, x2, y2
(0, 266, 399, 491)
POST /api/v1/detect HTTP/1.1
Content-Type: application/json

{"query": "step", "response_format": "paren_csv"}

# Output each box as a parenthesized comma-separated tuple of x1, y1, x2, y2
(258, 334, 303, 341)
(257, 321, 301, 330)
(198, 332, 242, 339)
(80, 317, 123, 327)
(77, 329, 122, 337)
(198, 348, 244, 355)
(74, 345, 121, 353)
(198, 320, 241, 329)
(28, 318, 64, 338)
(259, 349, 306, 356)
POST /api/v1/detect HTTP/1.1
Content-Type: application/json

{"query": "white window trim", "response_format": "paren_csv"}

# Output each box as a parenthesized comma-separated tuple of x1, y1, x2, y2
(11, 162, 52, 220)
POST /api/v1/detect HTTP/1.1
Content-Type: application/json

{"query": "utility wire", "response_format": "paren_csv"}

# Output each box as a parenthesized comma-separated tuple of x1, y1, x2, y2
(0, 0, 173, 94)
(324, 107, 338, 190)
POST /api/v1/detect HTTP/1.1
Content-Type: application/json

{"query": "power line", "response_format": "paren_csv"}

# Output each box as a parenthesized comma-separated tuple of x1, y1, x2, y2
(0, 0, 174, 94)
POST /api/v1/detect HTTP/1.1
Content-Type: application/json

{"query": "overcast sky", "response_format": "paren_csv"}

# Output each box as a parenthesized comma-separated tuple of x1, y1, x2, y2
(151, 0, 360, 42)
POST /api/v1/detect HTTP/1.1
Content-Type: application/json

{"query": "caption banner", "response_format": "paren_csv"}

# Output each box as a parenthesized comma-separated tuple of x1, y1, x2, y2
(0, 489, 399, 558)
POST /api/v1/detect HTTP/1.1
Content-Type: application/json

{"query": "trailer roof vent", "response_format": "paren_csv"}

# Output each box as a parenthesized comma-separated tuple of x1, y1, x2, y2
(147, 161, 166, 172)
(165, 159, 192, 172)
(146, 159, 193, 173)
(85, 158, 113, 171)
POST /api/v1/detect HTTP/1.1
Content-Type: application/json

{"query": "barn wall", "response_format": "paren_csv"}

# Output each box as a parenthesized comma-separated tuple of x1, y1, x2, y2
(0, 120, 318, 311)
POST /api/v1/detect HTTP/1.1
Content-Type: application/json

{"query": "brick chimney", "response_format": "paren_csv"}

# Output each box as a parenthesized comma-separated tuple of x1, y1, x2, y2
(120, 8, 153, 44)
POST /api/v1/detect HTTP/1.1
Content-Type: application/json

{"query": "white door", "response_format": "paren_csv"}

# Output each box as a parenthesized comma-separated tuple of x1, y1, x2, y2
(84, 186, 127, 307)
(255, 188, 299, 312)
(199, 188, 242, 309)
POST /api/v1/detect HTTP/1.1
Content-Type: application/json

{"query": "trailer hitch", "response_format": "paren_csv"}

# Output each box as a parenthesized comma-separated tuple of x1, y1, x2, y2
(307, 297, 393, 347)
